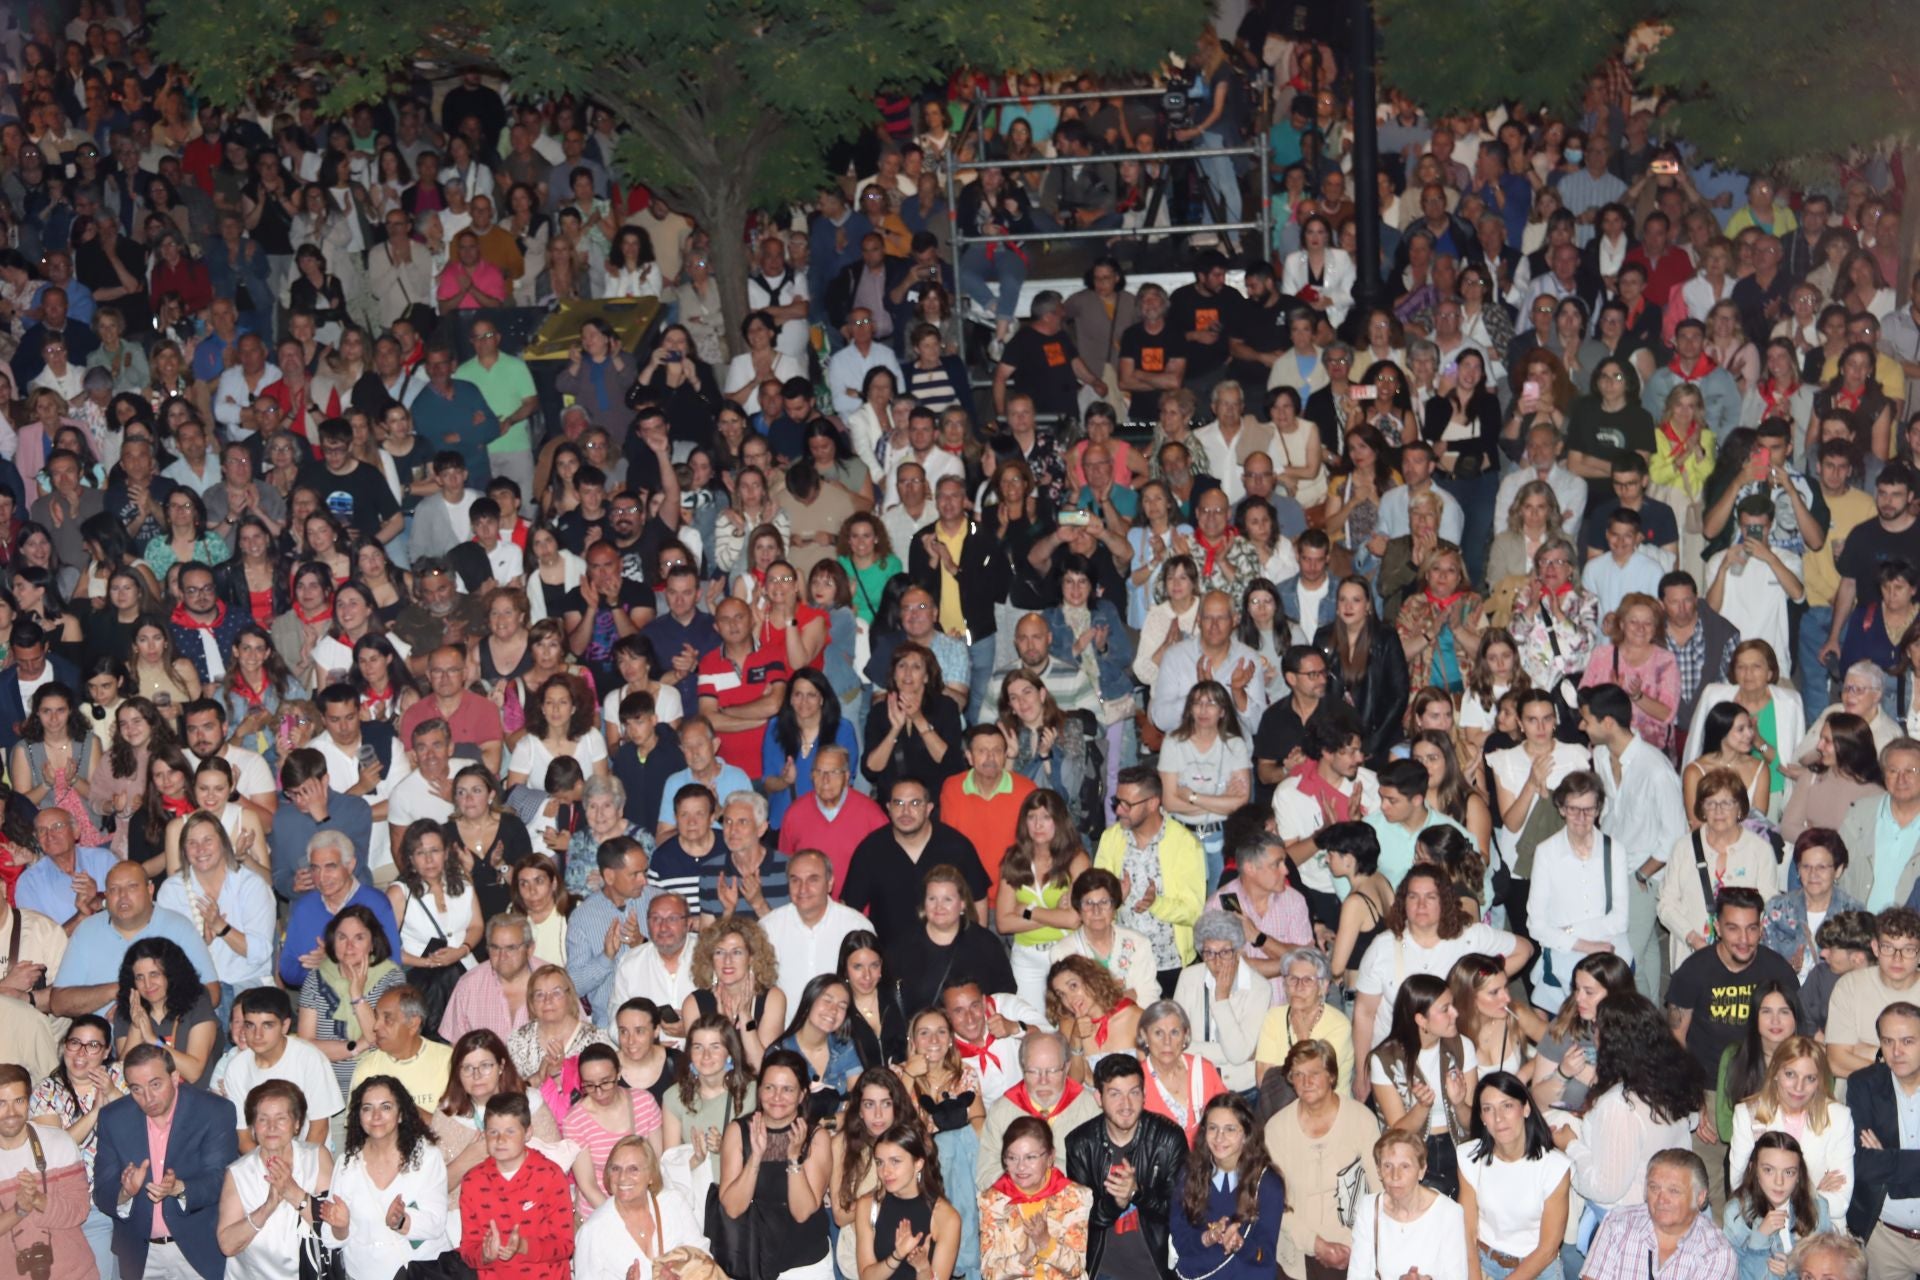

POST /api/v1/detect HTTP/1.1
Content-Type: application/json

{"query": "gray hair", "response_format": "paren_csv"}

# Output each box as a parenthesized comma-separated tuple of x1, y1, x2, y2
(1647, 1147, 1709, 1203)
(1192, 909, 1244, 951)
(306, 829, 357, 867)
(722, 789, 770, 825)
(1210, 379, 1245, 408)
(486, 912, 533, 946)
(1844, 661, 1887, 696)
(387, 985, 428, 1026)
(1031, 290, 1064, 321)
(1407, 338, 1441, 365)
(585, 774, 628, 810)
(1280, 946, 1333, 985)
(1532, 535, 1578, 573)
(787, 848, 834, 881)
(816, 744, 851, 772)
(1323, 340, 1355, 362)
(1787, 1235, 1866, 1280)
(1018, 1030, 1069, 1069)
(1135, 999, 1191, 1052)
(1237, 833, 1286, 871)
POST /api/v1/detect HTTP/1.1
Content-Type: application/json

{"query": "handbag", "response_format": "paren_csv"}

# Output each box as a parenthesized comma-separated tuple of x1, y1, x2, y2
(1334, 1155, 1365, 1228)
(402, 886, 463, 1034)
(298, 1195, 347, 1280)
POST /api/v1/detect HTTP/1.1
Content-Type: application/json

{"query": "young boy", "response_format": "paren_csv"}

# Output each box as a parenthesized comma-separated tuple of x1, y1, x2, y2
(609, 690, 685, 837)
(458, 1093, 575, 1279)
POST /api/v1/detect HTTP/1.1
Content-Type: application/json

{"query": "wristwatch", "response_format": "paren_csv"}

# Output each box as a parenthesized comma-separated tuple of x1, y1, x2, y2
(1021, 907, 1034, 921)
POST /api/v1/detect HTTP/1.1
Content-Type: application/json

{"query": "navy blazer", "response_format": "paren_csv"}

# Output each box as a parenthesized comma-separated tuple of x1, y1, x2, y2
(0, 654, 79, 750)
(93, 1083, 239, 1280)
(1848, 1062, 1920, 1239)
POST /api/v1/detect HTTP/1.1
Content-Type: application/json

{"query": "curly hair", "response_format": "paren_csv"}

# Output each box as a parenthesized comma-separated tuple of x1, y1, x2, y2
(524, 671, 595, 741)
(115, 937, 202, 1027)
(438, 1030, 528, 1119)
(345, 1074, 439, 1170)
(395, 819, 468, 897)
(690, 913, 779, 992)
(1044, 955, 1129, 1031)
(838, 1069, 925, 1211)
(108, 694, 175, 779)
(1590, 992, 1706, 1125)
(675, 1012, 754, 1113)
(1383, 863, 1472, 940)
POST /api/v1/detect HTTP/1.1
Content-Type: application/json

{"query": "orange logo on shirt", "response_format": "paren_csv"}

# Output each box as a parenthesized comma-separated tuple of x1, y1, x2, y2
(1042, 342, 1068, 367)
(1195, 308, 1220, 331)
(1141, 347, 1166, 373)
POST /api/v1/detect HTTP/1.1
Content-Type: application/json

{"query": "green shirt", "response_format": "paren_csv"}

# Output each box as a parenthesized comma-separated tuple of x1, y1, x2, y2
(455, 353, 537, 456)
(1364, 808, 1472, 888)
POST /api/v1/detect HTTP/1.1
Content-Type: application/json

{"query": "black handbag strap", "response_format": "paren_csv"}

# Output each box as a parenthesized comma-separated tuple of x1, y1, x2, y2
(1691, 828, 1713, 920)
(406, 884, 451, 948)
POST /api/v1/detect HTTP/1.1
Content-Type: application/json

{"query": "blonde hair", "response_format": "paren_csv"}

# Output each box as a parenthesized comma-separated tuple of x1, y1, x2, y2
(1750, 1035, 1836, 1132)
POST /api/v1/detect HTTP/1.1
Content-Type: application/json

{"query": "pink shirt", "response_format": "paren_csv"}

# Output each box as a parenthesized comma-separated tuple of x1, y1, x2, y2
(1580, 643, 1681, 749)
(558, 1088, 663, 1192)
(437, 259, 508, 309)
(143, 1105, 176, 1239)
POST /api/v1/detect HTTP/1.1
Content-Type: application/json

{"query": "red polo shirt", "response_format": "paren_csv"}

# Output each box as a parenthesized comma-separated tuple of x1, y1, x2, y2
(696, 642, 790, 773)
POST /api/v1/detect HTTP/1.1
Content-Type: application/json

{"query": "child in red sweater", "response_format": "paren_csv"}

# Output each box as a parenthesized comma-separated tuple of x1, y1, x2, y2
(458, 1093, 576, 1280)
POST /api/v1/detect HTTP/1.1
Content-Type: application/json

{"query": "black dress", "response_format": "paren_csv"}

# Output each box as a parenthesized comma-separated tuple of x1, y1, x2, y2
(886, 925, 1016, 1017)
(871, 1193, 935, 1280)
(725, 1116, 829, 1280)
(861, 694, 966, 798)
(847, 984, 910, 1071)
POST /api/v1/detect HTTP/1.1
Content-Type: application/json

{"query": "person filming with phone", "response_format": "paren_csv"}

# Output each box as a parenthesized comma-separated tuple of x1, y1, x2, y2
(1705, 495, 1805, 682)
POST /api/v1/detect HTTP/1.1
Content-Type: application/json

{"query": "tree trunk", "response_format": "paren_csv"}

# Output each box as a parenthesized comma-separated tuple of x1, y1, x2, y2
(682, 185, 757, 365)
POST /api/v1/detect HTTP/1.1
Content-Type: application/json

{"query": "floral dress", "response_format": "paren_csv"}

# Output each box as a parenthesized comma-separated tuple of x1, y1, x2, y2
(29, 1066, 126, 1190)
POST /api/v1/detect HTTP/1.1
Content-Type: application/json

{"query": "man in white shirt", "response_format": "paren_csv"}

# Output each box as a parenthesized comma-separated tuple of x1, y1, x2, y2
(880, 409, 964, 509)
(1494, 421, 1587, 536)
(180, 700, 278, 815)
(1149, 591, 1272, 736)
(160, 418, 220, 495)
(220, 987, 343, 1147)
(211, 334, 282, 436)
(1273, 711, 1380, 931)
(1372, 439, 1465, 544)
(825, 305, 904, 418)
(942, 980, 1024, 1106)
(1704, 496, 1805, 678)
(387, 718, 456, 856)
(759, 851, 868, 1007)
(1485, 688, 1592, 934)
(882, 461, 938, 555)
(608, 892, 697, 1033)
(746, 233, 811, 359)
(1580, 682, 1687, 1001)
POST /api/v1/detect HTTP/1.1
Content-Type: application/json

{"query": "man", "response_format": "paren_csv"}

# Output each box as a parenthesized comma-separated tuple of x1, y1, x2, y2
(974, 1031, 1100, 1190)
(409, 452, 481, 562)
(1495, 422, 1588, 536)
(1799, 439, 1877, 715)
(0, 624, 70, 755)
(14, 808, 116, 935)
(843, 777, 990, 947)
(1487, 689, 1594, 936)
(399, 645, 505, 773)
(452, 321, 538, 501)
(1662, 572, 1741, 744)
(880, 409, 964, 511)
(297, 416, 404, 547)
(564, 543, 657, 693)
(412, 349, 497, 483)
(442, 913, 549, 1044)
(1579, 454, 1680, 563)
(1148, 591, 1271, 737)
(696, 598, 789, 775)
(1822, 463, 1920, 670)
(350, 986, 455, 1111)
(864, 584, 972, 711)
(1642, 320, 1741, 436)
(1063, 1054, 1187, 1280)
(165, 563, 246, 687)
(641, 563, 722, 707)
(268, 747, 375, 900)
(1577, 1149, 1734, 1280)
(1371, 439, 1467, 546)
(705, 792, 790, 922)
(30, 450, 105, 590)
(992, 291, 1108, 420)
(1203, 833, 1307, 998)
(93, 1044, 239, 1280)
(1273, 712, 1381, 933)
(760, 850, 868, 1005)
(209, 332, 281, 438)
(219, 987, 342, 1147)
(1848, 1001, 1920, 1252)
(1164, 251, 1242, 401)
(908, 474, 1004, 724)
(607, 689, 685, 832)
(1558, 135, 1629, 244)
(1367, 758, 1472, 889)
(609, 892, 697, 1020)
(939, 725, 1037, 890)
(1826, 907, 1920, 1077)
(1095, 767, 1204, 992)
(1581, 684, 1688, 1000)
(1116, 284, 1187, 424)
(1702, 416, 1825, 560)
(750, 228, 814, 359)
(1584, 508, 1668, 622)
(0, 1063, 94, 1264)
(565, 837, 661, 1019)
(438, 227, 508, 313)
(50, 862, 217, 1020)
(651, 718, 751, 839)
(160, 416, 218, 495)
(942, 979, 1024, 1105)
(777, 747, 888, 888)
(277, 831, 402, 988)
(1003, 610, 1101, 719)
(10, 287, 98, 386)
(1276, 530, 1338, 643)
(1704, 496, 1804, 677)
(825, 302, 904, 417)
(647, 784, 728, 914)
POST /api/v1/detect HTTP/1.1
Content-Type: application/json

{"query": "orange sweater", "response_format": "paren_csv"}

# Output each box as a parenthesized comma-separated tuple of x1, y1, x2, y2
(937, 770, 1035, 894)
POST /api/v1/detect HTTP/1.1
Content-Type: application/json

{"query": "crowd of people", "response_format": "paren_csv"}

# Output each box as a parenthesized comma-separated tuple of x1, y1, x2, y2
(0, 6, 1918, 1280)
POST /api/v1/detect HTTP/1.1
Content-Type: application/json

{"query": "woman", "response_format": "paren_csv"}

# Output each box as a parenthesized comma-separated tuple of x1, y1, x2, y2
(1167, 1094, 1284, 1280)
(634, 325, 723, 447)
(772, 975, 863, 1124)
(1318, 820, 1394, 991)
(216, 1080, 334, 1280)
(1254, 945, 1354, 1098)
(1233, 577, 1291, 697)
(154, 807, 275, 1008)
(27, 1014, 122, 1274)
(387, 819, 481, 1022)
(505, 673, 610, 788)
(1424, 348, 1503, 573)
(717, 472, 792, 581)
(564, 1042, 666, 1206)
(113, 937, 219, 1084)
(664, 1011, 755, 1182)
(432, 1029, 564, 1194)
(10, 682, 95, 813)
(864, 642, 963, 798)
(1458, 1072, 1572, 1280)
(12, 566, 80, 651)
(1136, 999, 1226, 1144)
(82, 565, 155, 667)
(566, 776, 640, 899)
(1685, 640, 1806, 811)
(1315, 575, 1410, 765)
(84, 695, 163, 859)
(297, 904, 404, 1097)
(1711, 981, 1806, 1155)
(1046, 956, 1141, 1081)
(997, 791, 1092, 1012)
(573, 1134, 710, 1280)
(1157, 680, 1252, 890)
(1728, 1036, 1854, 1221)
(1270, 385, 1329, 508)
(127, 745, 194, 880)
(716, 1049, 835, 1280)
(830, 1070, 916, 1278)
(307, 582, 410, 685)
(1347, 1130, 1469, 1280)
(681, 915, 786, 1071)
(472, 587, 534, 693)
(838, 512, 903, 626)
(1840, 561, 1920, 688)
(612, 998, 682, 1105)
(1580, 593, 1680, 749)
(321, 1076, 453, 1278)
(1813, 342, 1895, 461)
(1047, 869, 1158, 1010)
(763, 668, 857, 828)
(510, 964, 615, 1120)
(504, 620, 588, 735)
(1722, 1132, 1831, 1280)
(1659, 767, 1784, 967)
(724, 311, 806, 407)
(1368, 973, 1473, 1196)
(1780, 716, 1884, 850)
(1266, 1038, 1382, 1280)
(1744, 340, 1817, 463)
(889, 864, 1015, 1018)
(1525, 773, 1633, 1016)
(1392, 542, 1483, 696)
(1528, 953, 1635, 1118)
(1049, 554, 1136, 801)
(1763, 834, 1864, 985)
(271, 565, 336, 687)
(1705, 301, 1762, 397)
(352, 636, 419, 727)
(1410, 728, 1495, 856)
(979, 1115, 1091, 1280)
(1450, 951, 1548, 1083)
(142, 488, 229, 583)
(298, 513, 354, 588)
(1507, 538, 1600, 700)
(1282, 215, 1356, 326)
(210, 516, 286, 636)
(129, 615, 201, 722)
(525, 526, 585, 626)
(1171, 911, 1269, 1094)
(1648, 384, 1717, 558)
(852, 1124, 962, 1280)
(1132, 551, 1200, 686)
(1684, 701, 1774, 826)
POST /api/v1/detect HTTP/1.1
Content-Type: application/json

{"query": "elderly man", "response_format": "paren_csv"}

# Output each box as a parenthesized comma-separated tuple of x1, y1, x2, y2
(14, 807, 117, 935)
(210, 332, 282, 437)
(1148, 591, 1272, 736)
(350, 986, 455, 1111)
(609, 893, 697, 1025)
(269, 748, 376, 900)
(1787, 1236, 1865, 1280)
(760, 850, 869, 1005)
(973, 1031, 1100, 1190)
(50, 863, 218, 1020)
(385, 717, 454, 854)
(707, 791, 790, 922)
(777, 748, 888, 889)
(1578, 1149, 1734, 1280)
(1205, 833, 1311, 998)
(565, 837, 661, 1020)
(277, 831, 403, 989)
(826, 302, 904, 417)
(441, 913, 552, 1044)
(1495, 422, 1589, 536)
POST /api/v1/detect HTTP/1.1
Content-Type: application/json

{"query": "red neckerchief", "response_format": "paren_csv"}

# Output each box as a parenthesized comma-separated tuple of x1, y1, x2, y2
(1623, 297, 1646, 326)
(161, 795, 193, 819)
(1005, 1078, 1085, 1120)
(1834, 384, 1866, 411)
(1658, 420, 1698, 455)
(1424, 589, 1464, 616)
(1293, 758, 1356, 827)
(1092, 998, 1135, 1049)
(170, 600, 227, 631)
(401, 337, 425, 371)
(1668, 353, 1717, 381)
(1759, 379, 1796, 414)
(991, 1167, 1075, 1207)
(363, 684, 392, 708)
(230, 667, 267, 709)
(292, 600, 333, 626)
(1542, 580, 1576, 598)
(1193, 526, 1234, 577)
(955, 1033, 1002, 1072)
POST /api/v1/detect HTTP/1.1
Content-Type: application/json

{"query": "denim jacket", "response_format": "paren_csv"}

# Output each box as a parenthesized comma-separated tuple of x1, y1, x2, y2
(1045, 599, 1136, 703)
(1762, 884, 1865, 969)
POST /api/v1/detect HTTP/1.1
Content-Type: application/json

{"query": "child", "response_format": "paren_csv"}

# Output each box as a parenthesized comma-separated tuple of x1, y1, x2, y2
(609, 690, 685, 843)
(1721, 1131, 1828, 1280)
(459, 1093, 575, 1279)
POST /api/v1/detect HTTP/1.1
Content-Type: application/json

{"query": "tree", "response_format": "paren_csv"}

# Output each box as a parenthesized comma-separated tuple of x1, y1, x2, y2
(155, 0, 1205, 355)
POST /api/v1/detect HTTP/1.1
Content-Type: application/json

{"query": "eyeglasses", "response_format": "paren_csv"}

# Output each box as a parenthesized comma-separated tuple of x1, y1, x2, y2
(889, 797, 927, 810)
(65, 1038, 108, 1052)
(1199, 947, 1237, 961)
(1561, 803, 1600, 817)
(1079, 897, 1114, 911)
(579, 1076, 621, 1094)
(1284, 974, 1322, 988)
(1883, 944, 1920, 961)
(460, 1059, 500, 1077)
(1703, 798, 1741, 813)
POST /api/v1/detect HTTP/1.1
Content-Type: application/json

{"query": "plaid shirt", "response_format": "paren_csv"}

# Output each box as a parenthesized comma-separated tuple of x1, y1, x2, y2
(1581, 1206, 1734, 1280)
(1670, 626, 1707, 709)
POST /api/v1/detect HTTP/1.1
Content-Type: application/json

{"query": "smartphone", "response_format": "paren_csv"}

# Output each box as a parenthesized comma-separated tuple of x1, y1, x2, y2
(1060, 509, 1092, 527)
(1352, 385, 1378, 402)
(1754, 445, 1772, 473)
(1651, 159, 1681, 175)
(1522, 380, 1541, 403)
(1218, 892, 1243, 915)
(1442, 360, 1458, 377)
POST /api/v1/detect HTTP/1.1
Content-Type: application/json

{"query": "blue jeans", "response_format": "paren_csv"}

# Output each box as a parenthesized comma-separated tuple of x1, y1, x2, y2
(83, 1203, 117, 1280)
(1485, 1249, 1562, 1280)
(1798, 604, 1834, 719)
(968, 634, 1000, 726)
(1200, 827, 1225, 895)
(960, 245, 1027, 321)
(1439, 467, 1500, 588)
(1197, 131, 1243, 227)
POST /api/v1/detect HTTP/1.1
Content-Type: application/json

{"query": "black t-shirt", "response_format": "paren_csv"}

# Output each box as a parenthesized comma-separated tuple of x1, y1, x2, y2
(612, 725, 686, 832)
(1666, 943, 1800, 1075)
(1837, 517, 1918, 604)
(1117, 322, 1186, 423)
(1166, 282, 1243, 376)
(1579, 496, 1681, 556)
(1565, 400, 1657, 502)
(555, 508, 614, 556)
(999, 326, 1083, 418)
(609, 515, 679, 586)
(296, 460, 400, 538)
(560, 579, 658, 686)
(1226, 294, 1301, 390)
(840, 823, 990, 949)
(1253, 694, 1327, 785)
(381, 438, 437, 514)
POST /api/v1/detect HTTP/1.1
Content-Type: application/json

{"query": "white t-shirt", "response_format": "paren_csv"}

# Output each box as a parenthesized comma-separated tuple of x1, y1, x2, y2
(1486, 742, 1591, 869)
(1158, 733, 1253, 806)
(1369, 1041, 1452, 1133)
(603, 683, 683, 730)
(509, 728, 609, 781)
(311, 630, 414, 683)
(1354, 923, 1520, 1046)
(1293, 580, 1331, 642)
(1457, 1145, 1572, 1257)
(388, 770, 456, 830)
(1273, 768, 1380, 894)
(1703, 545, 1804, 679)
(745, 269, 811, 358)
(0, 1123, 81, 1181)
(1459, 684, 1508, 734)
(219, 1035, 347, 1121)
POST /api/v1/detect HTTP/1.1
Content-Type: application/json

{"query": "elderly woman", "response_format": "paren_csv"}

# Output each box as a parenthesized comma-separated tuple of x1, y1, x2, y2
(1375, 490, 1448, 618)
(296, 902, 406, 1097)
(1254, 946, 1355, 1101)
(1348, 1129, 1469, 1280)
(1657, 767, 1784, 969)
(568, 775, 640, 898)
(1507, 536, 1600, 696)
(1265, 1039, 1382, 1280)
(1048, 868, 1158, 1009)
(1135, 998, 1227, 1144)
(1579, 592, 1681, 750)
(508, 963, 616, 1121)
(573, 1134, 710, 1280)
(1391, 541, 1484, 696)
(216, 1079, 335, 1280)
(1788, 662, 1901, 774)
(979, 1115, 1092, 1280)
(1171, 910, 1270, 1094)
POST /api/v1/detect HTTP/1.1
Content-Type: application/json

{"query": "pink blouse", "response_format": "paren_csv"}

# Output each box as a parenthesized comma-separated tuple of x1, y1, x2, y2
(1581, 642, 1681, 748)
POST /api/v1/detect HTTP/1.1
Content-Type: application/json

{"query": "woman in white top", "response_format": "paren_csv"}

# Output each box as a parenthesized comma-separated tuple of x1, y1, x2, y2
(601, 226, 665, 300)
(505, 672, 611, 787)
(1157, 680, 1253, 888)
(1346, 1130, 1468, 1280)
(387, 820, 482, 973)
(1126, 482, 1195, 634)
(723, 311, 806, 405)
(1458, 1073, 1571, 1280)
(1727, 1036, 1854, 1222)
(154, 809, 276, 995)
(1281, 216, 1356, 327)
(321, 1076, 454, 1279)
(216, 1080, 334, 1280)
(1656, 766, 1783, 969)
(1047, 867, 1159, 1008)
(1173, 911, 1271, 1093)
(1266, 309, 1329, 397)
(1526, 768, 1634, 1013)
(1132, 549, 1201, 685)
(574, 1134, 710, 1280)
(1268, 386, 1328, 508)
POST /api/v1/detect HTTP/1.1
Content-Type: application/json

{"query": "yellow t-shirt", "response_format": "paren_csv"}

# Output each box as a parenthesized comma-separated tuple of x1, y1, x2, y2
(1803, 488, 1876, 607)
(351, 1039, 454, 1113)
(937, 525, 968, 636)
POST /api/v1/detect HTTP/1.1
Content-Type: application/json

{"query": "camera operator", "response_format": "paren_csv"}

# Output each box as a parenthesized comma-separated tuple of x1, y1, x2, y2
(1171, 31, 1251, 240)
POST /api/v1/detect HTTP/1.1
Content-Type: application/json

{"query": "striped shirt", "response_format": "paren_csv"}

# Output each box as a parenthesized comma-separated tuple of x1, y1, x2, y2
(1580, 1204, 1734, 1280)
(560, 1087, 664, 1191)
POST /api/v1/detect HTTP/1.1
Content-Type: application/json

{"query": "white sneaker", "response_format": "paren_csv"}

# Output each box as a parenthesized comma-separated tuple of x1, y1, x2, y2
(964, 298, 997, 327)
(988, 334, 1006, 362)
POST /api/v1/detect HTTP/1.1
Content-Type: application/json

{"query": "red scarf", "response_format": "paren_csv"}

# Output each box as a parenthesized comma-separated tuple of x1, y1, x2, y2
(292, 599, 333, 626)
(1658, 420, 1699, 456)
(1091, 998, 1135, 1049)
(1668, 353, 1717, 381)
(230, 667, 267, 709)
(1423, 589, 1464, 617)
(1834, 384, 1866, 411)
(1005, 1078, 1085, 1120)
(1193, 527, 1234, 577)
(1292, 758, 1357, 827)
(1542, 580, 1576, 598)
(160, 795, 193, 819)
(955, 1034, 1003, 1072)
(990, 1167, 1075, 1207)
(170, 600, 227, 631)
(1758, 379, 1796, 415)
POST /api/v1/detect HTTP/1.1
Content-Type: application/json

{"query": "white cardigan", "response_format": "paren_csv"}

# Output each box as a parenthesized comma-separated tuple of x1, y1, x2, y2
(527, 550, 586, 624)
(1656, 826, 1782, 970)
(1729, 1099, 1855, 1222)
(1280, 248, 1357, 327)
(1683, 682, 1806, 778)
(573, 1183, 709, 1280)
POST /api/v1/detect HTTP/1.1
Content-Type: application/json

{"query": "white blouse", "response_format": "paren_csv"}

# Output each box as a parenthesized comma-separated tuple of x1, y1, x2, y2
(329, 1143, 453, 1279)
(1347, 1192, 1469, 1280)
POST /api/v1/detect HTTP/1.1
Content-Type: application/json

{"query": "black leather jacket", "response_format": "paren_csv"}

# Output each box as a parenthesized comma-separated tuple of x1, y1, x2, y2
(1313, 620, 1411, 768)
(1063, 1110, 1187, 1280)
